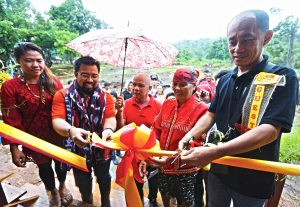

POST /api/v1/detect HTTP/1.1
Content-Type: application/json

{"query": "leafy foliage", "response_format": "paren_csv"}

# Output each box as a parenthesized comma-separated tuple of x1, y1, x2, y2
(48, 0, 109, 35)
(206, 37, 231, 61)
(0, 1, 299, 76)
(265, 15, 300, 68)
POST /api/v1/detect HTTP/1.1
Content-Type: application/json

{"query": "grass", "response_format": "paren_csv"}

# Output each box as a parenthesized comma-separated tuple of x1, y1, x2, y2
(280, 112, 300, 163)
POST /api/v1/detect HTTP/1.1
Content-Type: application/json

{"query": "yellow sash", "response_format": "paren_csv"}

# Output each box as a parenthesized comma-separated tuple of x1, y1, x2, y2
(243, 72, 286, 129)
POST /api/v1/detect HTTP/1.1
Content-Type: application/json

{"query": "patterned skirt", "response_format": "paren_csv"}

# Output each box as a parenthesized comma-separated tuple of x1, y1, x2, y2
(158, 172, 197, 205)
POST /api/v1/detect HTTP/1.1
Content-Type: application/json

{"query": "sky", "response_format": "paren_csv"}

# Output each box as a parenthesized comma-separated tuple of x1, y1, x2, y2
(30, 0, 300, 43)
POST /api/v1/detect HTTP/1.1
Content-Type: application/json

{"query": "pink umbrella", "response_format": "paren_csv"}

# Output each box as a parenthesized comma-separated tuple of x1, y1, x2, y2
(66, 26, 179, 93)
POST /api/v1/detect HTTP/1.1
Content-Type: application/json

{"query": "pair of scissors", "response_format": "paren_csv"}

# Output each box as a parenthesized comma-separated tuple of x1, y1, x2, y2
(170, 136, 194, 165)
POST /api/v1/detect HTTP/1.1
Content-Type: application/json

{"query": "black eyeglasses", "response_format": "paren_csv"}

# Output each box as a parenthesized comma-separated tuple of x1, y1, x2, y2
(79, 72, 99, 80)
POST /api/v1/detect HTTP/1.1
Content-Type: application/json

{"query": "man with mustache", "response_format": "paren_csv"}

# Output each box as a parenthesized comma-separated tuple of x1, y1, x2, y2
(52, 56, 116, 207)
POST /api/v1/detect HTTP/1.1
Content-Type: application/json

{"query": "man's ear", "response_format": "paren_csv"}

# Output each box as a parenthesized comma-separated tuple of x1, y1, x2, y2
(74, 71, 78, 78)
(263, 30, 273, 46)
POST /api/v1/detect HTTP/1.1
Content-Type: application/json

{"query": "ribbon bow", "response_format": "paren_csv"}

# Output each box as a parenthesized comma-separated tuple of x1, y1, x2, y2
(92, 123, 169, 207)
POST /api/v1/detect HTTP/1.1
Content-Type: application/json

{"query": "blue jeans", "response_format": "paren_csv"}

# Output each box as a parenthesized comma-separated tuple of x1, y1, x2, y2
(73, 159, 111, 206)
(208, 173, 266, 207)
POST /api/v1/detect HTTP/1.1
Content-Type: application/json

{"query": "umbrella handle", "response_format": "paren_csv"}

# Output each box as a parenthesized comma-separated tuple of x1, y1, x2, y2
(120, 37, 128, 96)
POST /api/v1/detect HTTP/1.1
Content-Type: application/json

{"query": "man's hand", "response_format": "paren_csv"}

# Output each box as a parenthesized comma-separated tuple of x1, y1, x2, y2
(180, 146, 219, 168)
(10, 144, 26, 167)
(139, 161, 148, 182)
(178, 132, 194, 150)
(69, 127, 90, 148)
(102, 128, 114, 141)
(116, 96, 124, 111)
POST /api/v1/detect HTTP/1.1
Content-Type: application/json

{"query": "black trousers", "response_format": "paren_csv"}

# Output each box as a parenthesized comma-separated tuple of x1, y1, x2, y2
(37, 160, 67, 191)
(135, 166, 159, 204)
(194, 169, 205, 207)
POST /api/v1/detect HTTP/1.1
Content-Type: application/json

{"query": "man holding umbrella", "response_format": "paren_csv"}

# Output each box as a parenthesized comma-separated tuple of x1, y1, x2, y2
(52, 56, 116, 207)
(116, 73, 162, 207)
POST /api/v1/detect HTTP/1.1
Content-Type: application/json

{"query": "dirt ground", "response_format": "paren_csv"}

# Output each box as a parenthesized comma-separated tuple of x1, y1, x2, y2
(1, 144, 300, 207)
(0, 144, 159, 207)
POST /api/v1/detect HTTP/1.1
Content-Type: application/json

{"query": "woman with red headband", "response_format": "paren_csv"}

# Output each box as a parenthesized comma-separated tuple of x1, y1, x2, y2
(143, 67, 208, 207)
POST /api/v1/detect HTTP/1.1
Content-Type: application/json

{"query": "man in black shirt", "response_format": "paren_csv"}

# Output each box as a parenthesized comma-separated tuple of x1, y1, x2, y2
(178, 10, 298, 207)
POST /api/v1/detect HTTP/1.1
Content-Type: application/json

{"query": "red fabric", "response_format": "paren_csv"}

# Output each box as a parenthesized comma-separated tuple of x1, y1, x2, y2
(197, 81, 216, 102)
(152, 96, 208, 174)
(123, 95, 162, 128)
(173, 67, 199, 84)
(117, 125, 156, 184)
(1, 77, 64, 164)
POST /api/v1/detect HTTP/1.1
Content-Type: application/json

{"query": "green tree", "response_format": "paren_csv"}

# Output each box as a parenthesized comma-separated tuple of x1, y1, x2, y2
(48, 0, 109, 35)
(54, 30, 79, 63)
(0, 0, 38, 64)
(266, 10, 300, 69)
(206, 37, 230, 61)
(0, 20, 18, 64)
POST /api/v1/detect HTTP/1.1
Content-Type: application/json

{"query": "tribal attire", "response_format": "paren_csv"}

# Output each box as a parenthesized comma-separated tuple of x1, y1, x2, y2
(1, 77, 66, 191)
(153, 96, 208, 205)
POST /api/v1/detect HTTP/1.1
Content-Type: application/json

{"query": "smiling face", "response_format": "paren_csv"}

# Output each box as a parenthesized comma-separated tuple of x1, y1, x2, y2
(17, 50, 45, 81)
(227, 14, 268, 71)
(75, 64, 99, 95)
(172, 81, 195, 106)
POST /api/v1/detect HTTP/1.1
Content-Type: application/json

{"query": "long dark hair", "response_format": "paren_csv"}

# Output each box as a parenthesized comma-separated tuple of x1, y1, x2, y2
(14, 42, 58, 96)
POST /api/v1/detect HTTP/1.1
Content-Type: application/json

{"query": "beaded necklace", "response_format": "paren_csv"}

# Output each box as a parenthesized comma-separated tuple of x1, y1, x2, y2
(19, 77, 45, 104)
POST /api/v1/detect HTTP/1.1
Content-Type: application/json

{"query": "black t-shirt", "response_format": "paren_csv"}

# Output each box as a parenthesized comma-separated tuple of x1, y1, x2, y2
(209, 55, 299, 198)
(123, 90, 133, 100)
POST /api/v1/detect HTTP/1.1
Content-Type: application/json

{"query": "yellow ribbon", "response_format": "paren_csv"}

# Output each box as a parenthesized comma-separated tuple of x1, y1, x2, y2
(92, 123, 175, 207)
(0, 122, 88, 172)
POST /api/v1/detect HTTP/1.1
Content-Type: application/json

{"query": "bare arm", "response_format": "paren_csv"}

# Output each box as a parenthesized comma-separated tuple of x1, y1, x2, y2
(103, 116, 116, 131)
(216, 124, 280, 156)
(52, 118, 89, 148)
(180, 124, 280, 167)
(52, 118, 73, 137)
(178, 111, 215, 150)
(102, 116, 117, 141)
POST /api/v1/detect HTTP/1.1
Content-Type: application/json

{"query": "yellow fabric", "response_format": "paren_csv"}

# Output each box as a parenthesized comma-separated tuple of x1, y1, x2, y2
(254, 72, 282, 85)
(0, 122, 88, 172)
(92, 124, 170, 207)
(247, 85, 265, 129)
(213, 156, 300, 176)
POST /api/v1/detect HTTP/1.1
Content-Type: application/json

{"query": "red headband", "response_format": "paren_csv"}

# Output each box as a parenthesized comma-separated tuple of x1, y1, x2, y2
(173, 67, 199, 84)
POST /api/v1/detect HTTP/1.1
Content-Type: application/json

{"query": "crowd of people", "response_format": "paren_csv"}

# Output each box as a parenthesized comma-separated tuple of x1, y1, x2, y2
(0, 9, 299, 207)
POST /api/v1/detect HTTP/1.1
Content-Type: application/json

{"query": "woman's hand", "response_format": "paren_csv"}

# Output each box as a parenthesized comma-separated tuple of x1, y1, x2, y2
(146, 156, 174, 168)
(10, 144, 26, 167)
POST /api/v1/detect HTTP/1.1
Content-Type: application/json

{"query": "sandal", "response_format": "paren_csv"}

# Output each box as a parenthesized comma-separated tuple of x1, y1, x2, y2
(60, 189, 73, 206)
(49, 189, 61, 207)
(49, 199, 61, 207)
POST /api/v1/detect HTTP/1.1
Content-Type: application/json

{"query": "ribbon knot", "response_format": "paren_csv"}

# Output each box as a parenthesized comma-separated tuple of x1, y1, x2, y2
(92, 123, 159, 207)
